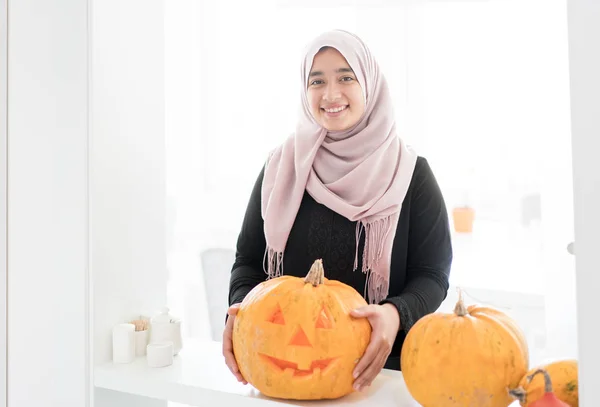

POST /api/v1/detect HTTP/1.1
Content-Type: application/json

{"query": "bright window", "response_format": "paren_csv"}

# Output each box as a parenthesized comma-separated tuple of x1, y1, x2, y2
(164, 0, 576, 365)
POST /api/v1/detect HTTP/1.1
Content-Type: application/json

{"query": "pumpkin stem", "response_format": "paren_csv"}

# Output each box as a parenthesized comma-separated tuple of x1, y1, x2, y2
(305, 259, 325, 286)
(527, 368, 554, 394)
(508, 386, 527, 404)
(454, 287, 468, 316)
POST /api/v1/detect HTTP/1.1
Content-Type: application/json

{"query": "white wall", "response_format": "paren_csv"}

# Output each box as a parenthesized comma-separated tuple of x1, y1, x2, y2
(567, 0, 600, 405)
(0, 0, 7, 404)
(164, 0, 211, 341)
(91, 0, 167, 368)
(7, 0, 168, 405)
(7, 0, 89, 405)
(90, 3, 168, 404)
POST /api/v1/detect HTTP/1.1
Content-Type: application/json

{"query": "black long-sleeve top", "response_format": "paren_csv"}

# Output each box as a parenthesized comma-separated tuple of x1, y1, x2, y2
(228, 156, 453, 370)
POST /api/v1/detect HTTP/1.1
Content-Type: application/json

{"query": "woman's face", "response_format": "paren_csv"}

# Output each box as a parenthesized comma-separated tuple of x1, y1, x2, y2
(307, 47, 365, 132)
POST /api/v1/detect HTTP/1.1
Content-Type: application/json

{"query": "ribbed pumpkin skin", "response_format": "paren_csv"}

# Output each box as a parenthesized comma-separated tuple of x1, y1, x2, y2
(400, 294, 529, 407)
(232, 261, 371, 400)
(511, 360, 578, 407)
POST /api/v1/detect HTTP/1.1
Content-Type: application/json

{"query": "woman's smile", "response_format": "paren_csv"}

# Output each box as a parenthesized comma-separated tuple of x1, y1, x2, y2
(322, 104, 349, 118)
(307, 47, 365, 131)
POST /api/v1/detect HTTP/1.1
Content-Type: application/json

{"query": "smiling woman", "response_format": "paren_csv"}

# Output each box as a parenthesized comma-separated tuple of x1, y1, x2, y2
(222, 28, 453, 396)
(307, 46, 366, 132)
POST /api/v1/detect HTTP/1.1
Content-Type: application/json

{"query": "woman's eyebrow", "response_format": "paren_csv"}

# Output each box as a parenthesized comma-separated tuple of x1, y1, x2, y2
(309, 67, 354, 77)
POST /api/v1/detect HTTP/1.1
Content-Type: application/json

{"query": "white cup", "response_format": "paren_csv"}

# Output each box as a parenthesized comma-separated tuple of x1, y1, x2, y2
(112, 323, 135, 364)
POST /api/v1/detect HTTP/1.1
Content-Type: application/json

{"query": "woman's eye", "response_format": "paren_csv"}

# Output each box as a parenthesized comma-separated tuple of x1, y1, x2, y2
(310, 79, 324, 86)
(341, 76, 354, 82)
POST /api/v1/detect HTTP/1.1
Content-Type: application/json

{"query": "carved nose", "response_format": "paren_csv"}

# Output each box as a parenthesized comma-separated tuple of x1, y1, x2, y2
(289, 326, 312, 347)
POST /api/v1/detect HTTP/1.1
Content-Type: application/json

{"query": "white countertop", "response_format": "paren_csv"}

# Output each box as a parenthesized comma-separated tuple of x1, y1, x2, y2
(94, 339, 421, 407)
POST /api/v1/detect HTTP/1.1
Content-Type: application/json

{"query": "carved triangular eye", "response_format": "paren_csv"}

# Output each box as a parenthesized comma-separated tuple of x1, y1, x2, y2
(268, 303, 285, 325)
(316, 306, 333, 329)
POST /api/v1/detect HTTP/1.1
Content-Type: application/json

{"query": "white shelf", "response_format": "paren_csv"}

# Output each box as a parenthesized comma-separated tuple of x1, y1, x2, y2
(95, 339, 419, 407)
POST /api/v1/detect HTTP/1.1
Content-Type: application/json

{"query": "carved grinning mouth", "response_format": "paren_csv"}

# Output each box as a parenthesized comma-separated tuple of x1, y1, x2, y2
(260, 354, 337, 377)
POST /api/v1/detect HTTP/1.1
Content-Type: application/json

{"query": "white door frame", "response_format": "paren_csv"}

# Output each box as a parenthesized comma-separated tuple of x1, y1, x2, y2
(6, 0, 90, 405)
(0, 0, 7, 405)
(567, 0, 600, 405)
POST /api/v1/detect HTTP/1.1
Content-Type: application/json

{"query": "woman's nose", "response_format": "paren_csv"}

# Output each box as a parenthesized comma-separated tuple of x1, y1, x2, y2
(323, 82, 341, 101)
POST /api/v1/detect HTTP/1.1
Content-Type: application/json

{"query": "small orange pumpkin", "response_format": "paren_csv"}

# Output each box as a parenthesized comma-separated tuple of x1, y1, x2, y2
(514, 369, 571, 407)
(232, 259, 371, 400)
(400, 289, 530, 407)
(509, 360, 578, 407)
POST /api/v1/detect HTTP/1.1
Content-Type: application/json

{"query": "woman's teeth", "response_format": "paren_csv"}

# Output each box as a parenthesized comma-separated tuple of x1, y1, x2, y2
(323, 105, 347, 113)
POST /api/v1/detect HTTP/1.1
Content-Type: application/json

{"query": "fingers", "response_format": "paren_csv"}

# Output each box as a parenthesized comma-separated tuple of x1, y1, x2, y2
(223, 343, 247, 384)
(353, 335, 392, 391)
(350, 304, 377, 318)
(227, 303, 241, 316)
(353, 333, 378, 380)
(222, 308, 247, 385)
(354, 351, 388, 391)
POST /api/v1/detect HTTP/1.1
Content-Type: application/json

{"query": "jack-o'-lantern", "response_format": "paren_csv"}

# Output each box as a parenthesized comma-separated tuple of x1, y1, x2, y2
(232, 259, 372, 400)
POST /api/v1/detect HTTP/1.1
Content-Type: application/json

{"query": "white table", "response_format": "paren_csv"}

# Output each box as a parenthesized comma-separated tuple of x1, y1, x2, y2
(95, 339, 421, 407)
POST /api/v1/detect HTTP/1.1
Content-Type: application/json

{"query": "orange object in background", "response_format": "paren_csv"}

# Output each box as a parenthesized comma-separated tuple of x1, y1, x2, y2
(452, 207, 475, 233)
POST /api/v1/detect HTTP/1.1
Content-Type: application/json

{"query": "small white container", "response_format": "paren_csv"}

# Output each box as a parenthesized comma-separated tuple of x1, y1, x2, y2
(134, 330, 149, 357)
(149, 307, 183, 355)
(147, 342, 174, 368)
(112, 323, 135, 364)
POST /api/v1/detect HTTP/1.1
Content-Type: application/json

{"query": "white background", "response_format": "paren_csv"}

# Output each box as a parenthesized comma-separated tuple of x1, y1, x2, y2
(2, 0, 599, 406)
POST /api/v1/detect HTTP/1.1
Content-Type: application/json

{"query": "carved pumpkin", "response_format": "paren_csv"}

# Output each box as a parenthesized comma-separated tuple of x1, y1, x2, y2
(400, 289, 530, 407)
(509, 360, 578, 407)
(232, 259, 372, 400)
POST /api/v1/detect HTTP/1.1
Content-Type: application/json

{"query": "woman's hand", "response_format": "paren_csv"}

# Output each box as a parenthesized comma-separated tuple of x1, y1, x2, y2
(350, 303, 400, 391)
(222, 303, 247, 385)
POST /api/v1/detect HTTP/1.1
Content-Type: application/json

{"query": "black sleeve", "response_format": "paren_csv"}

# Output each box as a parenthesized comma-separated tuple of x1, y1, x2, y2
(380, 157, 453, 334)
(228, 165, 269, 307)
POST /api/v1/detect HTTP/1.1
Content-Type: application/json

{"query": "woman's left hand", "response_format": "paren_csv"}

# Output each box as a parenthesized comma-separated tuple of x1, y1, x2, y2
(350, 303, 401, 392)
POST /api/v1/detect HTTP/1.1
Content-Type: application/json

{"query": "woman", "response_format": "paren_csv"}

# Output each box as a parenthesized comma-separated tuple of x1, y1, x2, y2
(222, 29, 453, 392)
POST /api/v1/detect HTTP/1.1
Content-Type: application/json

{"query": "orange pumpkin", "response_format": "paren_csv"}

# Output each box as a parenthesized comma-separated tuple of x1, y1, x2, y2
(509, 360, 578, 407)
(232, 259, 372, 400)
(400, 289, 530, 407)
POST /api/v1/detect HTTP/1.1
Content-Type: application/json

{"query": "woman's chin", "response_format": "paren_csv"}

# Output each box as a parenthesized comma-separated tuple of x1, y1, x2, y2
(321, 118, 357, 132)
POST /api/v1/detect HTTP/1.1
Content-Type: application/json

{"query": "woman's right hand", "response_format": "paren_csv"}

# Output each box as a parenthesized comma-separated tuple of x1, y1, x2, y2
(222, 303, 247, 384)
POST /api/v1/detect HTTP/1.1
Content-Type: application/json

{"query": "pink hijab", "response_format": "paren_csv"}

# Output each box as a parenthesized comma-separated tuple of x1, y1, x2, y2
(261, 29, 417, 304)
